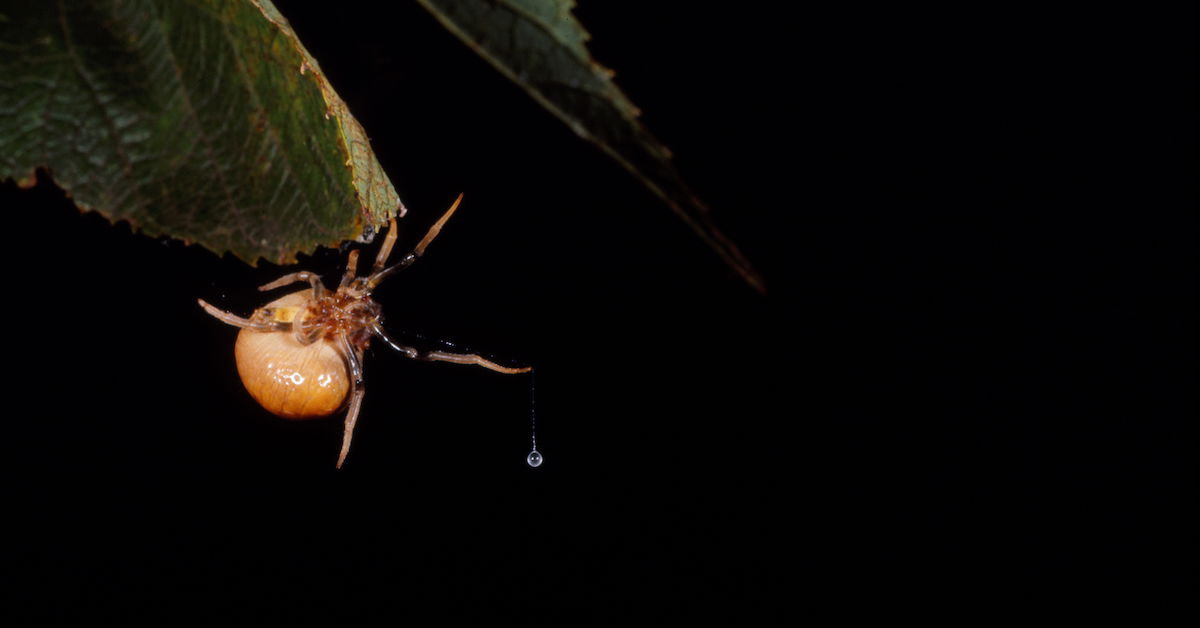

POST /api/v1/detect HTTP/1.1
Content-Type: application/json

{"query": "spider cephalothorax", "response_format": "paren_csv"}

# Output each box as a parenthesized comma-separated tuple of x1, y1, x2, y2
(260, 283, 382, 350)
(199, 195, 530, 467)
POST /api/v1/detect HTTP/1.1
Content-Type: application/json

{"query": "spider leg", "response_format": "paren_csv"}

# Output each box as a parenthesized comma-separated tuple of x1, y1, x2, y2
(258, 271, 326, 298)
(338, 250, 361, 289)
(371, 218, 400, 274)
(198, 299, 289, 332)
(413, 193, 464, 258)
(422, 350, 532, 374)
(336, 334, 366, 469)
(371, 323, 531, 375)
(366, 193, 464, 289)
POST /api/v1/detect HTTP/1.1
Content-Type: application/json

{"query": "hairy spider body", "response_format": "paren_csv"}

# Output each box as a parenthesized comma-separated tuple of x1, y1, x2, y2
(199, 195, 530, 467)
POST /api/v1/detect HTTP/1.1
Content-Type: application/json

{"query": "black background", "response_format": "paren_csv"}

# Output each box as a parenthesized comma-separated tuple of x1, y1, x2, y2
(4, 1, 1193, 624)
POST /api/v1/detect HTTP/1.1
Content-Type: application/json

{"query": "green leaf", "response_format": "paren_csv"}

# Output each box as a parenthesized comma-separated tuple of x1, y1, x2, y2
(0, 0, 401, 264)
(415, 0, 765, 293)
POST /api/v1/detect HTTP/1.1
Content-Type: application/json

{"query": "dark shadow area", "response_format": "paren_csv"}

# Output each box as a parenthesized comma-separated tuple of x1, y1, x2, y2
(3, 1, 1192, 624)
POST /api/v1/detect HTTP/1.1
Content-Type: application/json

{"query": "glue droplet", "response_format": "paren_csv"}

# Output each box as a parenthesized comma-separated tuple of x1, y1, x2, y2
(526, 450, 543, 468)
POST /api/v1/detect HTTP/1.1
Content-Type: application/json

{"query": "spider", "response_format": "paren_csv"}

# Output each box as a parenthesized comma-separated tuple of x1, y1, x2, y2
(198, 194, 530, 468)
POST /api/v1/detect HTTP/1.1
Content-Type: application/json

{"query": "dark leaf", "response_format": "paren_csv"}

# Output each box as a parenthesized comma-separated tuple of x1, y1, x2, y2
(0, 0, 401, 264)
(416, 0, 765, 292)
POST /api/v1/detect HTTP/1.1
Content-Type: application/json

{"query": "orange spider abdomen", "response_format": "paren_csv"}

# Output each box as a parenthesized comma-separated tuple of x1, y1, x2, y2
(233, 292, 350, 419)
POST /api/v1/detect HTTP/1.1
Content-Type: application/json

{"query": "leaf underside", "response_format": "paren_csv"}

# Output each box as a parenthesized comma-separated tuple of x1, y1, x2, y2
(0, 0, 401, 265)
(415, 0, 765, 292)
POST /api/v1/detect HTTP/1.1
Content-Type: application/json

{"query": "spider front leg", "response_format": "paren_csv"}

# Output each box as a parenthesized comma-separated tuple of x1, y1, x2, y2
(258, 271, 327, 298)
(366, 194, 464, 289)
(371, 323, 531, 375)
(197, 299, 291, 332)
(338, 250, 361, 289)
(336, 334, 366, 469)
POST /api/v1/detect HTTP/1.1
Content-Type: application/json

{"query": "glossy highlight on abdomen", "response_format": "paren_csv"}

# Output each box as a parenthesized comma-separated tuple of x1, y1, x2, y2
(234, 325, 350, 419)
